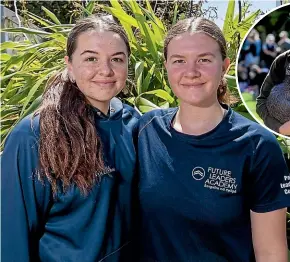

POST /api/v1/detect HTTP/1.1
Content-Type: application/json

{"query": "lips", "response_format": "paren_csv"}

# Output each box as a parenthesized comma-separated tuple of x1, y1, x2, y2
(92, 80, 116, 87)
(181, 83, 205, 88)
(93, 80, 116, 84)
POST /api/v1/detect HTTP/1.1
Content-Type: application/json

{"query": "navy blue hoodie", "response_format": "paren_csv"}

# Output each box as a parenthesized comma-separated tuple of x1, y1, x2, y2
(1, 98, 140, 262)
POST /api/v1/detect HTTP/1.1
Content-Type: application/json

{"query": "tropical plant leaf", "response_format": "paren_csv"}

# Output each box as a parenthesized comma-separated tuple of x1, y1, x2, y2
(99, 5, 138, 27)
(143, 64, 156, 92)
(24, 11, 56, 30)
(136, 97, 159, 113)
(1, 27, 50, 35)
(20, 76, 48, 115)
(222, 0, 235, 41)
(42, 6, 61, 25)
(141, 89, 175, 103)
(172, 2, 179, 25)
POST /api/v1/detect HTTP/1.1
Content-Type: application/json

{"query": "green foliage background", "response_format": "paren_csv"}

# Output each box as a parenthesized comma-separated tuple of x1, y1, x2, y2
(0, 0, 260, 144)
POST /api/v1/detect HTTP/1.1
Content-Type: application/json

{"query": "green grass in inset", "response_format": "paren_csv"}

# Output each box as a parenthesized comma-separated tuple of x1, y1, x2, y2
(241, 93, 263, 123)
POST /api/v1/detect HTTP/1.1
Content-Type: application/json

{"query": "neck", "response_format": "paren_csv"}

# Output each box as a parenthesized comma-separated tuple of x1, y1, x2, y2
(88, 99, 110, 115)
(173, 101, 226, 136)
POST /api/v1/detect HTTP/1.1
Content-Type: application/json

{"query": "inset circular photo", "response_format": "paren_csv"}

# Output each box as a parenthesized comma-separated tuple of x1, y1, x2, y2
(237, 3, 290, 138)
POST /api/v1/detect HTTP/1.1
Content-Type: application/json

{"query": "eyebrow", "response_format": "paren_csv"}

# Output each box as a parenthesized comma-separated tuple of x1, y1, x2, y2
(80, 50, 126, 56)
(198, 52, 216, 58)
(169, 52, 216, 60)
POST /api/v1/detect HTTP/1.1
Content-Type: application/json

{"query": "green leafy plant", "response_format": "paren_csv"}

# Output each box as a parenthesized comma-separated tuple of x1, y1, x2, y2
(0, 0, 278, 142)
(1, 6, 74, 146)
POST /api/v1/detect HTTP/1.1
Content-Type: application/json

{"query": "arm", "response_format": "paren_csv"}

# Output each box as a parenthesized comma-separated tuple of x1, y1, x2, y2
(1, 116, 52, 261)
(248, 132, 289, 261)
(262, 45, 277, 57)
(256, 52, 287, 132)
(251, 209, 288, 262)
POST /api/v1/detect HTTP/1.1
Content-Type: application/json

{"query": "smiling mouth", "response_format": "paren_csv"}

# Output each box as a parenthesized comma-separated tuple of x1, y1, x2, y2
(93, 81, 116, 87)
(181, 83, 204, 88)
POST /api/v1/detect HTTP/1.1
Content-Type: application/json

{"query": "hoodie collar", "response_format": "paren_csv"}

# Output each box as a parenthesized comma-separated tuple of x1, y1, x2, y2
(92, 97, 123, 120)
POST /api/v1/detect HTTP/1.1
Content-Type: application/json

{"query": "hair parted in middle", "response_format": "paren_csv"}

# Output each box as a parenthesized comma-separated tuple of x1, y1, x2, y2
(164, 17, 230, 104)
(35, 15, 130, 196)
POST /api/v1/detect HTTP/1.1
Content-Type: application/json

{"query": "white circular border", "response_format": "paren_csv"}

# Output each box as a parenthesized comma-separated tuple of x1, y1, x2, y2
(192, 167, 206, 180)
(235, 2, 290, 140)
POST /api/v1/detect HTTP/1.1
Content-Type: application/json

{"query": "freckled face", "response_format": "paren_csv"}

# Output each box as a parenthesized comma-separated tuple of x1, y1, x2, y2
(165, 32, 230, 107)
(65, 30, 128, 109)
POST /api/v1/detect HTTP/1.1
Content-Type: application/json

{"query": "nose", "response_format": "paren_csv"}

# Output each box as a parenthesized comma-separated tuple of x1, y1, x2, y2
(184, 62, 201, 78)
(98, 60, 114, 77)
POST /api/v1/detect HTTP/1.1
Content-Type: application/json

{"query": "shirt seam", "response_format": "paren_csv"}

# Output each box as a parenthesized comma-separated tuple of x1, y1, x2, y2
(97, 240, 131, 262)
(251, 199, 288, 212)
(137, 111, 175, 138)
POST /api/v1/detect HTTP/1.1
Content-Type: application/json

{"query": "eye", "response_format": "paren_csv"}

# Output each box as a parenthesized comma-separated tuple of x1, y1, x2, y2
(198, 58, 211, 63)
(86, 57, 98, 62)
(173, 59, 185, 64)
(111, 57, 124, 63)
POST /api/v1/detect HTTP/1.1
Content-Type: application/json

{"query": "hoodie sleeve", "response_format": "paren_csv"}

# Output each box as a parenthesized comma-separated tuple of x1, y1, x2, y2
(1, 116, 52, 262)
(256, 52, 288, 132)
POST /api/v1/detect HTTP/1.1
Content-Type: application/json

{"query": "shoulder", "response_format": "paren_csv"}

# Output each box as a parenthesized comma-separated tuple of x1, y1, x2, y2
(7, 113, 40, 143)
(123, 103, 141, 120)
(122, 104, 141, 129)
(284, 49, 290, 58)
(231, 111, 279, 148)
(140, 108, 176, 123)
(2, 114, 41, 158)
(137, 108, 177, 135)
(273, 50, 289, 67)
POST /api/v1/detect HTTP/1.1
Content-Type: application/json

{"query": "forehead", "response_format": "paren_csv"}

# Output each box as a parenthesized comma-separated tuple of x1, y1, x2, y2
(167, 32, 221, 56)
(74, 30, 127, 54)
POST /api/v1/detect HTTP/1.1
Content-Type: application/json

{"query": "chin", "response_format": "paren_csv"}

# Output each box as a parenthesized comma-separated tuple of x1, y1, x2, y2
(91, 91, 119, 101)
(181, 97, 216, 108)
(93, 96, 115, 103)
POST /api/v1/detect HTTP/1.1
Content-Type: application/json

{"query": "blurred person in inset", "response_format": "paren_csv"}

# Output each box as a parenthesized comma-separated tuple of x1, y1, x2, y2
(247, 62, 269, 99)
(262, 34, 278, 68)
(237, 61, 249, 92)
(240, 29, 261, 67)
(256, 50, 290, 136)
(278, 31, 290, 53)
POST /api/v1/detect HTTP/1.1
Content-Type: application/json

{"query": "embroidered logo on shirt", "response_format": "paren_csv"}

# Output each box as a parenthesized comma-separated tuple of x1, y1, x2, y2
(95, 167, 116, 177)
(192, 166, 238, 194)
(192, 167, 206, 180)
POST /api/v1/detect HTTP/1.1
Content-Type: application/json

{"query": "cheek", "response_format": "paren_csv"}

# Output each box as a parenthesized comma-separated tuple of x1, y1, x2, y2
(203, 63, 223, 79)
(167, 66, 182, 84)
(116, 66, 128, 79)
(203, 65, 223, 92)
(74, 65, 96, 81)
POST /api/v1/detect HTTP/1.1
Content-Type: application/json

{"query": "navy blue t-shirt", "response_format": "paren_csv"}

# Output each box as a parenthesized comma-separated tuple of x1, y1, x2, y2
(135, 106, 290, 262)
(1, 98, 140, 262)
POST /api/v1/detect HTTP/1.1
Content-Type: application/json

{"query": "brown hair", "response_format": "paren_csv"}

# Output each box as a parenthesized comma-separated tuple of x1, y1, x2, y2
(36, 15, 130, 195)
(164, 17, 229, 104)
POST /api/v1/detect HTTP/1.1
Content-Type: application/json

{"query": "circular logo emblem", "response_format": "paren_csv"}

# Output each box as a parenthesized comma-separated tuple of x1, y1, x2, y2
(192, 167, 205, 180)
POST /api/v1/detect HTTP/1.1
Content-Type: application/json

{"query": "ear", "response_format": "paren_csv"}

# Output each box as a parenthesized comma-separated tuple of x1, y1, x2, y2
(64, 56, 75, 79)
(222, 58, 231, 75)
(164, 59, 168, 71)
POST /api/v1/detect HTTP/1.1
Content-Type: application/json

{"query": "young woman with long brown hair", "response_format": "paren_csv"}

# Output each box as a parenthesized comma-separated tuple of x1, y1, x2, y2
(135, 18, 289, 261)
(2, 15, 139, 262)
